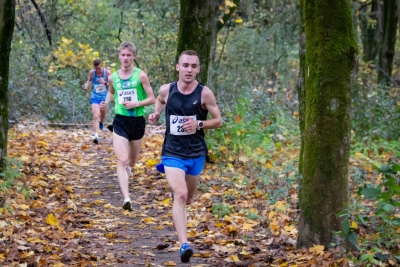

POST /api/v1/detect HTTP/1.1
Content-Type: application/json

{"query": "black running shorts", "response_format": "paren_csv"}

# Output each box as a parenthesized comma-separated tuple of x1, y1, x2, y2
(113, 114, 145, 141)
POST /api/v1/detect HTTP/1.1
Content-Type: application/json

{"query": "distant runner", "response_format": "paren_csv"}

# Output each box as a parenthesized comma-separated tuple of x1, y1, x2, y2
(84, 59, 111, 144)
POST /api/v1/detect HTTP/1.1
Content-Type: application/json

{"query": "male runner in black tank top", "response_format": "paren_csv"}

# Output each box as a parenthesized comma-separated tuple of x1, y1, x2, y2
(149, 50, 222, 263)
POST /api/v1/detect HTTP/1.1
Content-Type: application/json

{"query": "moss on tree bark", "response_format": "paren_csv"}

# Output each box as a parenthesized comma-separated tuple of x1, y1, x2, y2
(176, 0, 222, 84)
(297, 0, 357, 248)
(0, 0, 15, 172)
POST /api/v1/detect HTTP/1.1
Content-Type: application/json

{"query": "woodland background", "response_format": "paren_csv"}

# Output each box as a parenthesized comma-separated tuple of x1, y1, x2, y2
(1, 0, 399, 266)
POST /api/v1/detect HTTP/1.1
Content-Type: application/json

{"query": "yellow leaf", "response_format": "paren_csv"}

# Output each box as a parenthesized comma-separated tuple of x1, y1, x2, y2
(355, 152, 363, 158)
(65, 186, 73, 193)
(147, 158, 158, 167)
(164, 261, 177, 266)
(235, 18, 243, 24)
(0, 253, 5, 260)
(351, 221, 358, 229)
(105, 232, 118, 238)
(18, 204, 30, 210)
(243, 222, 257, 230)
(46, 213, 60, 228)
(188, 229, 198, 237)
(309, 244, 324, 255)
(93, 199, 105, 205)
(225, 0, 236, 7)
(266, 162, 273, 169)
(93, 191, 101, 195)
(284, 225, 295, 232)
(224, 254, 241, 262)
(104, 203, 112, 208)
(162, 198, 171, 207)
(214, 222, 225, 227)
(225, 224, 237, 233)
(20, 155, 30, 162)
(93, 51, 99, 57)
(142, 217, 157, 224)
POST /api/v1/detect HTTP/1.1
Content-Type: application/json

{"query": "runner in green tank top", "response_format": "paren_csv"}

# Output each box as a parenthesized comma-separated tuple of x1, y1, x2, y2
(112, 67, 147, 117)
(100, 41, 155, 211)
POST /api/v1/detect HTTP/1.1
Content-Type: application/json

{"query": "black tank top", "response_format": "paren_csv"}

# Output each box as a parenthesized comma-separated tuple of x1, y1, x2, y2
(162, 81, 209, 158)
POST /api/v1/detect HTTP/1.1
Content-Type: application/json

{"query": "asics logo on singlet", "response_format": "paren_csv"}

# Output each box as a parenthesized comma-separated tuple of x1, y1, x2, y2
(119, 91, 136, 97)
(171, 117, 190, 124)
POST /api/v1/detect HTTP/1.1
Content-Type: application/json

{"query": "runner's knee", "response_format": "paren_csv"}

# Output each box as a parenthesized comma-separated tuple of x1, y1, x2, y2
(174, 189, 188, 204)
(117, 156, 129, 167)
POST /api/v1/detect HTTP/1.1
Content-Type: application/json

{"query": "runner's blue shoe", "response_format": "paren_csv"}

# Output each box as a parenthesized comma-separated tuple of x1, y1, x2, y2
(180, 243, 193, 263)
(99, 121, 104, 130)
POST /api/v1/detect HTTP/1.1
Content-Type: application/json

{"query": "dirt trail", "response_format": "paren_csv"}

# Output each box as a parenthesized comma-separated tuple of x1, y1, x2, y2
(64, 129, 215, 266)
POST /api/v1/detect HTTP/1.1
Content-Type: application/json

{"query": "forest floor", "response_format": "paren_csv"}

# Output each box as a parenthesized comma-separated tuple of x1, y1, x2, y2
(0, 122, 398, 266)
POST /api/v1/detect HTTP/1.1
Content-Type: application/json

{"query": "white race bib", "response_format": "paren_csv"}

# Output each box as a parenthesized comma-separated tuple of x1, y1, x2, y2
(170, 115, 196, 135)
(95, 84, 106, 93)
(118, 89, 138, 104)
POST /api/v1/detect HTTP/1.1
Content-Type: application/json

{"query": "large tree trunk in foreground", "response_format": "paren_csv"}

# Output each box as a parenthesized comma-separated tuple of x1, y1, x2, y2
(377, 0, 397, 85)
(176, 0, 222, 84)
(0, 0, 16, 172)
(297, 0, 357, 248)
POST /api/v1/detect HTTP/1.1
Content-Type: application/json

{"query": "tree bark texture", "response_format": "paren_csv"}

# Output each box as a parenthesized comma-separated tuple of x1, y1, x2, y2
(297, 0, 357, 248)
(176, 0, 222, 84)
(298, 6, 306, 179)
(0, 0, 15, 171)
(377, 0, 397, 85)
(359, 0, 382, 62)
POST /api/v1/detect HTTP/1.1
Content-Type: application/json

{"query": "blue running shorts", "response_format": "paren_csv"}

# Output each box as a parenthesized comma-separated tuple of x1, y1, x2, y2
(90, 98, 105, 105)
(156, 156, 206, 176)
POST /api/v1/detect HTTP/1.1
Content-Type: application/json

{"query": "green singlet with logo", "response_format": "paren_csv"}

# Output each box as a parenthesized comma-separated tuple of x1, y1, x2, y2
(113, 67, 146, 117)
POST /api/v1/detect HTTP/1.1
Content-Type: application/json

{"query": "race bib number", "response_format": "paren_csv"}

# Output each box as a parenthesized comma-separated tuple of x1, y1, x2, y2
(118, 89, 138, 104)
(95, 84, 106, 93)
(170, 115, 196, 135)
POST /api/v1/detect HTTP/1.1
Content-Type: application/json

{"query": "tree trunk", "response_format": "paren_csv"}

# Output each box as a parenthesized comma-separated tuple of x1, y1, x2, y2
(176, 0, 222, 84)
(377, 0, 398, 85)
(297, 0, 357, 248)
(359, 0, 382, 62)
(298, 7, 306, 179)
(0, 0, 15, 172)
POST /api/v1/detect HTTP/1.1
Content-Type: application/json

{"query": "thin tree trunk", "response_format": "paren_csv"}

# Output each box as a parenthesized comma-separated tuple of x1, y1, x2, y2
(359, 0, 382, 62)
(377, 0, 398, 85)
(297, 0, 357, 248)
(176, 0, 222, 84)
(0, 0, 16, 171)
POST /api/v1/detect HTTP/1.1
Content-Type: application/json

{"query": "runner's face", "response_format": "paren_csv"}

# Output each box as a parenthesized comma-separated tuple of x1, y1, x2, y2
(176, 55, 200, 83)
(119, 48, 136, 68)
(94, 65, 102, 73)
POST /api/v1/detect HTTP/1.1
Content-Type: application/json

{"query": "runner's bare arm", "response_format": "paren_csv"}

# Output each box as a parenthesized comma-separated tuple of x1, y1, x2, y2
(84, 70, 93, 90)
(100, 75, 114, 110)
(148, 84, 169, 125)
(201, 86, 223, 129)
(137, 71, 156, 107)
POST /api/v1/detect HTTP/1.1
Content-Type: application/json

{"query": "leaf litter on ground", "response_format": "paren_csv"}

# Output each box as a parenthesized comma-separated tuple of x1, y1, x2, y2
(0, 122, 398, 266)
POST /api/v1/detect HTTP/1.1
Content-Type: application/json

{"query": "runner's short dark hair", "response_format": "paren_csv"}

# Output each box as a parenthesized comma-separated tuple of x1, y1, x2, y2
(93, 59, 102, 66)
(178, 50, 200, 64)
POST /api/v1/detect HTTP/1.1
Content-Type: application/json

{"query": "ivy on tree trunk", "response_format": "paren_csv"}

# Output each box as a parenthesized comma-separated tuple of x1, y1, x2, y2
(297, 0, 357, 248)
(0, 0, 15, 172)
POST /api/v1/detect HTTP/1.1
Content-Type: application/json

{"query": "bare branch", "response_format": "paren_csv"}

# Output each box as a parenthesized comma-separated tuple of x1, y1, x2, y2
(30, 0, 52, 46)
